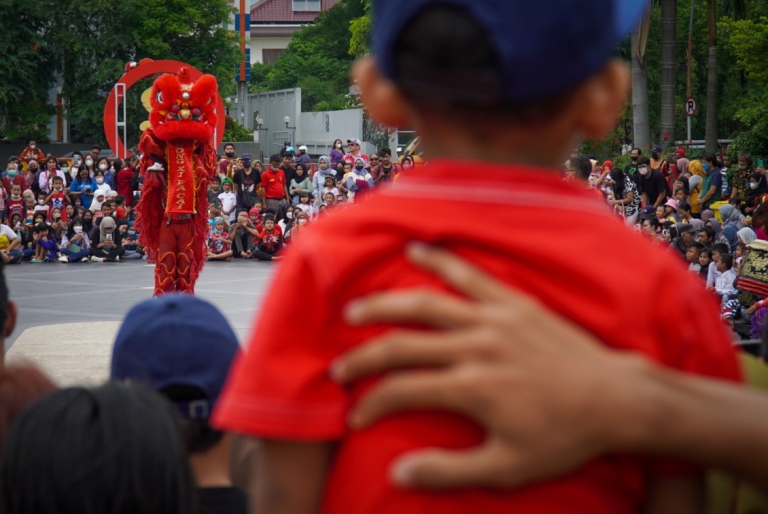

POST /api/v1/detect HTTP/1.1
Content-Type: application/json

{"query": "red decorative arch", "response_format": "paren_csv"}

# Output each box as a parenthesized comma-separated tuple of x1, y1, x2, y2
(103, 59, 226, 158)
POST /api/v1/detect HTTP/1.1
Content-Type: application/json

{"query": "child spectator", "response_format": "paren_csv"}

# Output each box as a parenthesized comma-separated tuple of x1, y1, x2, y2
(219, 178, 237, 224)
(207, 218, 233, 261)
(707, 242, 730, 290)
(715, 253, 738, 298)
(208, 175, 222, 205)
(294, 192, 317, 220)
(34, 191, 49, 219)
(321, 175, 339, 199)
(214, 3, 741, 514)
(290, 163, 313, 206)
(663, 199, 680, 222)
(230, 211, 257, 259)
(685, 242, 704, 273)
(113, 195, 128, 220)
(32, 223, 58, 262)
(6, 184, 24, 223)
(24, 195, 36, 228)
(698, 247, 712, 280)
(49, 207, 67, 242)
(60, 217, 92, 263)
(248, 206, 263, 233)
(253, 214, 282, 261)
(323, 192, 337, 208)
(46, 176, 69, 222)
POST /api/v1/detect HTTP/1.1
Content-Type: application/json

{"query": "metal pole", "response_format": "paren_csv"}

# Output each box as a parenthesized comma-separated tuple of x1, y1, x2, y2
(687, 0, 694, 143)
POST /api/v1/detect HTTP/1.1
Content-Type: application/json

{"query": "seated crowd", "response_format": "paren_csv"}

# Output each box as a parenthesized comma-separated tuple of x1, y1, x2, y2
(0, 138, 413, 264)
(570, 146, 768, 337)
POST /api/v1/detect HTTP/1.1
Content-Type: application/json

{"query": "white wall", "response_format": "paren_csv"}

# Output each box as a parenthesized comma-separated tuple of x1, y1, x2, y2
(249, 37, 291, 64)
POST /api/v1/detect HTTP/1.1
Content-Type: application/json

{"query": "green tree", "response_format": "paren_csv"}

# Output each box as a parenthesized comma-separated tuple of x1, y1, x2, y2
(47, 0, 238, 146)
(0, 0, 56, 142)
(349, 0, 372, 57)
(250, 0, 366, 111)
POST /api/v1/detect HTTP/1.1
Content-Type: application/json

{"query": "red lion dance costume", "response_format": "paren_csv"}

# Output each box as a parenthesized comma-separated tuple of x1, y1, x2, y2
(135, 68, 219, 295)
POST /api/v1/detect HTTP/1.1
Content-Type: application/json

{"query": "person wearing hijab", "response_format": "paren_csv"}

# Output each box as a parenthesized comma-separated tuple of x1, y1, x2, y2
(89, 188, 108, 216)
(312, 156, 335, 206)
(720, 204, 744, 252)
(89, 215, 124, 262)
(687, 160, 705, 218)
(345, 157, 374, 202)
(705, 218, 730, 247)
(737, 227, 757, 246)
(744, 172, 768, 215)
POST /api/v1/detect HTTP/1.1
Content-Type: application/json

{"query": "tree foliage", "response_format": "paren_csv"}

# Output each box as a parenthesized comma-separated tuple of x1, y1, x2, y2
(43, 0, 239, 146)
(250, 0, 366, 111)
(0, 0, 56, 141)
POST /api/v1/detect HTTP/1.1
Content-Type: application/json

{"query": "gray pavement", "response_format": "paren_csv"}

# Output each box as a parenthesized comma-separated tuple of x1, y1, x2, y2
(4, 260, 277, 385)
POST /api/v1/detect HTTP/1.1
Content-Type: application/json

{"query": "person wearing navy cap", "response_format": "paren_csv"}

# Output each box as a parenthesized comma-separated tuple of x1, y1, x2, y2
(111, 294, 246, 514)
(214, 1, 740, 513)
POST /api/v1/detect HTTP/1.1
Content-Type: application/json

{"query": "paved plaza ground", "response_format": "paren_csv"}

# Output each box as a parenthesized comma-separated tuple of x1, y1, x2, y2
(4, 260, 277, 386)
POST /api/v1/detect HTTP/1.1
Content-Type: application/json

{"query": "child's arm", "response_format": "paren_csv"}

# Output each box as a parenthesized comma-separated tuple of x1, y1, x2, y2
(642, 476, 704, 514)
(254, 440, 331, 514)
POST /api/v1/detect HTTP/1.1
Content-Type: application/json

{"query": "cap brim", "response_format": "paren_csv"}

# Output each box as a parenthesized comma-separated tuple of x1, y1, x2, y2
(614, 0, 649, 39)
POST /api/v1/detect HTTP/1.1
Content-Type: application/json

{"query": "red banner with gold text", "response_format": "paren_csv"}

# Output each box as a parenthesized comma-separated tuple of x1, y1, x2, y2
(165, 140, 196, 214)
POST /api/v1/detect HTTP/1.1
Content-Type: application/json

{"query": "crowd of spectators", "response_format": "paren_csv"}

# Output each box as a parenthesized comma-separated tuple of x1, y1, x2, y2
(0, 138, 412, 265)
(570, 146, 768, 335)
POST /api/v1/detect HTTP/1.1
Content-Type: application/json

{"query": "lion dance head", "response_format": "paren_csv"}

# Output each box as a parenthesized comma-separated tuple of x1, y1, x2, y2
(148, 67, 218, 142)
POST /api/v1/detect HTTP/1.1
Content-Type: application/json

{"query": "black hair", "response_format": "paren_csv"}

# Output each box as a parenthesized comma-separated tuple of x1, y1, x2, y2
(380, 147, 392, 157)
(730, 196, 742, 206)
(269, 154, 281, 164)
(720, 253, 734, 269)
(115, 195, 125, 206)
(737, 243, 747, 255)
(700, 226, 716, 241)
(688, 242, 705, 253)
(712, 243, 730, 255)
(675, 176, 690, 195)
(391, 4, 574, 122)
(112, 158, 124, 171)
(160, 385, 223, 454)
(637, 156, 651, 167)
(32, 223, 49, 234)
(212, 176, 221, 184)
(0, 383, 197, 514)
(702, 153, 716, 166)
(224, 143, 235, 150)
(643, 218, 661, 230)
(65, 217, 83, 241)
(632, 148, 642, 155)
(570, 156, 592, 181)
(51, 175, 63, 184)
(699, 247, 712, 258)
(609, 168, 626, 200)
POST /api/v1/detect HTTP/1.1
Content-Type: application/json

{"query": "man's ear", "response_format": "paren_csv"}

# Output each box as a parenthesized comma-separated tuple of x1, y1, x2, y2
(352, 57, 411, 129)
(4, 300, 17, 340)
(574, 60, 630, 140)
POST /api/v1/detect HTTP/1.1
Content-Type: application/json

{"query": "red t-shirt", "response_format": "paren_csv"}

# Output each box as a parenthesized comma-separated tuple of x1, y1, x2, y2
(214, 161, 742, 514)
(261, 168, 286, 199)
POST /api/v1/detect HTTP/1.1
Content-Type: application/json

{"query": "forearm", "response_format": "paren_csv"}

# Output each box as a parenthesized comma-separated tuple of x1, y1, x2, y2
(622, 361, 768, 492)
(256, 439, 332, 514)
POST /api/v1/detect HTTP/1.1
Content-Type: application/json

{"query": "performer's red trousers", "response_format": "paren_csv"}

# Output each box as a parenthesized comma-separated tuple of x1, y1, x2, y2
(155, 217, 194, 296)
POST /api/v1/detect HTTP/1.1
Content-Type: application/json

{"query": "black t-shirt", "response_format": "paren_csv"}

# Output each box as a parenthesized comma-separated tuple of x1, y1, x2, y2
(279, 165, 296, 188)
(233, 168, 261, 208)
(638, 169, 670, 204)
(199, 487, 248, 514)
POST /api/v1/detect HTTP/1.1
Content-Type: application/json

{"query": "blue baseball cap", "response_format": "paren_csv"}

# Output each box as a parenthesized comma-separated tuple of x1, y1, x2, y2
(110, 294, 240, 420)
(373, 0, 649, 104)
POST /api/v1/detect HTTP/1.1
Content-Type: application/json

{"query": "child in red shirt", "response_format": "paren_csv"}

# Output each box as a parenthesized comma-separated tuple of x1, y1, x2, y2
(46, 176, 69, 222)
(5, 184, 23, 224)
(213, 2, 741, 514)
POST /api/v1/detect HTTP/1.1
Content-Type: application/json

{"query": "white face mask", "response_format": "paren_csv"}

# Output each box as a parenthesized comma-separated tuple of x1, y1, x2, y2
(99, 164, 108, 171)
(638, 167, 650, 176)
(286, 211, 293, 219)
(335, 143, 342, 149)
(74, 226, 83, 233)
(96, 177, 104, 184)
(298, 219, 307, 225)
(30, 144, 36, 149)
(85, 159, 93, 166)
(38, 199, 44, 205)
(751, 182, 759, 190)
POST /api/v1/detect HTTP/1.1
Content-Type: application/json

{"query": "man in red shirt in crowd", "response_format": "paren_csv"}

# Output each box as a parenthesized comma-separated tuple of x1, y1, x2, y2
(259, 154, 290, 220)
(341, 138, 369, 168)
(214, 1, 741, 513)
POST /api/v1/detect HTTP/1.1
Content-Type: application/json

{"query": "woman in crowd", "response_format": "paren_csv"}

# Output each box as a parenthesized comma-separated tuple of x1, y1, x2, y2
(0, 383, 197, 514)
(607, 168, 639, 225)
(97, 157, 114, 188)
(290, 163, 312, 206)
(737, 227, 757, 247)
(59, 217, 92, 263)
(68, 167, 97, 210)
(704, 218, 730, 247)
(330, 138, 345, 167)
(744, 171, 768, 215)
(719, 204, 744, 252)
(93, 167, 112, 196)
(38, 157, 63, 196)
(312, 156, 334, 204)
(82, 153, 96, 177)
